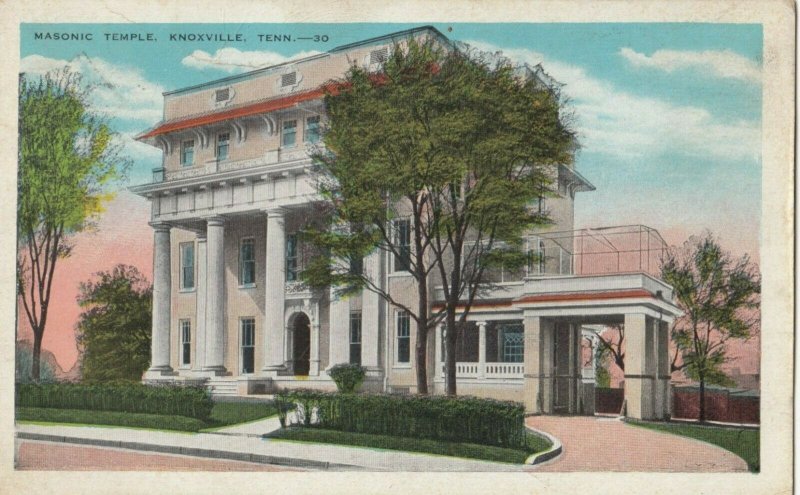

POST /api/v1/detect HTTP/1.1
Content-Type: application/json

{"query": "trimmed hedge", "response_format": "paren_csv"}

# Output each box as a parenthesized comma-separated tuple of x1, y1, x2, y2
(327, 363, 366, 393)
(275, 389, 528, 448)
(16, 383, 213, 421)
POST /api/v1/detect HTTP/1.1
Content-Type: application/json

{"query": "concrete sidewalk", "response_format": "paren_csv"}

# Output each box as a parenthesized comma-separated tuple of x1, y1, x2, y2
(15, 422, 527, 472)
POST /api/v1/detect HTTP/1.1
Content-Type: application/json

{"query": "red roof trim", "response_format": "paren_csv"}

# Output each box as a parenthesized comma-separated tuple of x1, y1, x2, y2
(140, 82, 344, 140)
(432, 289, 655, 311)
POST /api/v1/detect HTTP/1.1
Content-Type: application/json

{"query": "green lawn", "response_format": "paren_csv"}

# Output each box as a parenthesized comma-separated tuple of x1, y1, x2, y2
(629, 420, 760, 472)
(16, 401, 278, 433)
(266, 427, 551, 464)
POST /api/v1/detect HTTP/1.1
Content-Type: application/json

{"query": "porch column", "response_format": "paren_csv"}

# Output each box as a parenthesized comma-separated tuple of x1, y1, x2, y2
(523, 315, 542, 414)
(434, 323, 444, 379)
(623, 313, 655, 419)
(147, 222, 172, 374)
(654, 319, 671, 419)
(540, 319, 555, 413)
(327, 288, 350, 369)
(568, 323, 577, 414)
(193, 233, 207, 371)
(262, 207, 287, 375)
(203, 217, 226, 372)
(310, 315, 320, 376)
(477, 321, 487, 379)
(360, 250, 382, 370)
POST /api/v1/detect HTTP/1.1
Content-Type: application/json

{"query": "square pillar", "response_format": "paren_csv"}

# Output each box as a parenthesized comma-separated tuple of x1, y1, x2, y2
(654, 319, 671, 419)
(523, 315, 541, 414)
(477, 321, 487, 379)
(540, 319, 555, 414)
(568, 323, 577, 414)
(262, 207, 286, 375)
(623, 313, 656, 419)
(327, 288, 350, 369)
(360, 250, 382, 371)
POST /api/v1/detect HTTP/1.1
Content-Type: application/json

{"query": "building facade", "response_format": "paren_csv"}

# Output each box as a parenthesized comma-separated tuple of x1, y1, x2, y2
(132, 26, 682, 419)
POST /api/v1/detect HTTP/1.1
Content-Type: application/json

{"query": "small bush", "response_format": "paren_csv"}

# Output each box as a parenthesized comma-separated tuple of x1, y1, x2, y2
(276, 389, 528, 448)
(327, 363, 366, 393)
(15, 382, 213, 421)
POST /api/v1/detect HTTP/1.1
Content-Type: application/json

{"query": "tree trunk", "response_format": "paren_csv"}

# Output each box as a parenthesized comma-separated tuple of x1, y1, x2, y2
(415, 327, 428, 394)
(698, 377, 706, 423)
(444, 311, 457, 396)
(31, 331, 43, 382)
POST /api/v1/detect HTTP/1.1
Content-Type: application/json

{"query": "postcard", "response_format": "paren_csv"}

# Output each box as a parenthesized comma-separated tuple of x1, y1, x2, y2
(0, 1, 793, 494)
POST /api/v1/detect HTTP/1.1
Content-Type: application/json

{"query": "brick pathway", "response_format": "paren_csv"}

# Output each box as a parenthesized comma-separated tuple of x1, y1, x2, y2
(15, 440, 301, 471)
(526, 416, 748, 472)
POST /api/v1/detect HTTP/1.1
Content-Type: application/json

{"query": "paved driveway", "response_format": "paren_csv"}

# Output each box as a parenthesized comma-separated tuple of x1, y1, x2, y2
(526, 416, 748, 472)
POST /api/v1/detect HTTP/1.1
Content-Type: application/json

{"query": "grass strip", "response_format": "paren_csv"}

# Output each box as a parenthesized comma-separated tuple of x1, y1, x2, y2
(628, 420, 759, 472)
(266, 427, 550, 464)
(204, 402, 278, 429)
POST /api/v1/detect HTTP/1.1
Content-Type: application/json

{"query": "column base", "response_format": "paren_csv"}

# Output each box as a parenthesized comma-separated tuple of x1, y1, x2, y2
(261, 365, 287, 377)
(309, 360, 320, 376)
(143, 367, 176, 381)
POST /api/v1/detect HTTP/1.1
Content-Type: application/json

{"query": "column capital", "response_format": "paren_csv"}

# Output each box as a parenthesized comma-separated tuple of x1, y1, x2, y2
(204, 215, 226, 227)
(196, 232, 207, 242)
(264, 206, 286, 218)
(475, 321, 487, 328)
(148, 221, 172, 232)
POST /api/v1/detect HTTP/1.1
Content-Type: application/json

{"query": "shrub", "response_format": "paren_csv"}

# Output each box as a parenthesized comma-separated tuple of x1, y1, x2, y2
(276, 389, 528, 448)
(327, 363, 366, 393)
(15, 382, 213, 421)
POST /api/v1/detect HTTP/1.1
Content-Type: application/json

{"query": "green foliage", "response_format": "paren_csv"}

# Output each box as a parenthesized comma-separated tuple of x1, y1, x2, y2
(75, 264, 152, 382)
(17, 69, 131, 381)
(327, 363, 366, 393)
(206, 401, 279, 428)
(276, 389, 528, 448)
(16, 407, 206, 432)
(267, 427, 550, 464)
(15, 342, 58, 383)
(661, 232, 760, 390)
(15, 383, 213, 421)
(303, 37, 575, 395)
(593, 337, 612, 388)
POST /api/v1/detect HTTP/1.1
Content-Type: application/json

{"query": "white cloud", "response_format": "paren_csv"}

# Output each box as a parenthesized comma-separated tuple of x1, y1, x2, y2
(20, 54, 164, 123)
(181, 47, 322, 73)
(619, 47, 761, 84)
(465, 41, 761, 163)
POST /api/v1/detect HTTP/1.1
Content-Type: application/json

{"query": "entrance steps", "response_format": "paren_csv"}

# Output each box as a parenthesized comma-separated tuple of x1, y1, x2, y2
(205, 377, 238, 397)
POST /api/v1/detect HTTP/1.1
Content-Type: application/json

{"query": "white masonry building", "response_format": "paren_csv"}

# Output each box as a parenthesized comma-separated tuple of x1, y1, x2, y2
(133, 26, 682, 420)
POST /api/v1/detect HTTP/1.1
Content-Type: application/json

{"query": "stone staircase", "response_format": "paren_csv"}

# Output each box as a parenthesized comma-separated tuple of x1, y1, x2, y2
(205, 377, 238, 397)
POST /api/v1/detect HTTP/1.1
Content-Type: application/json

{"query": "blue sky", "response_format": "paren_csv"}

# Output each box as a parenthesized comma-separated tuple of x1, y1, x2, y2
(20, 23, 763, 255)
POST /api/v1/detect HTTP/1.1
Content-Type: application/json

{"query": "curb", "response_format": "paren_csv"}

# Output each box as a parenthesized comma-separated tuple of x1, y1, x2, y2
(523, 427, 563, 465)
(16, 431, 360, 471)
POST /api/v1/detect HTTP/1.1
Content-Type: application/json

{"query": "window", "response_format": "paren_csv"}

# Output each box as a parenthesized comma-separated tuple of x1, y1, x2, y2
(180, 319, 191, 366)
(281, 72, 297, 87)
(241, 318, 255, 374)
(215, 88, 230, 102)
(396, 311, 410, 364)
(393, 219, 411, 272)
(501, 324, 524, 363)
(180, 242, 194, 290)
(527, 239, 546, 275)
(282, 120, 297, 147)
(370, 47, 388, 65)
(216, 132, 230, 161)
(239, 238, 255, 286)
(349, 311, 362, 365)
(286, 234, 298, 281)
(304, 115, 320, 143)
(181, 140, 194, 166)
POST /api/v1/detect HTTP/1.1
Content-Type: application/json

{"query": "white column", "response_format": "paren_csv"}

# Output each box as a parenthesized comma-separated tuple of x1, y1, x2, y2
(193, 233, 207, 371)
(147, 222, 172, 373)
(477, 321, 487, 379)
(623, 313, 655, 419)
(203, 217, 226, 372)
(434, 323, 444, 379)
(523, 315, 541, 414)
(327, 288, 350, 369)
(310, 312, 320, 376)
(360, 250, 382, 370)
(262, 207, 286, 374)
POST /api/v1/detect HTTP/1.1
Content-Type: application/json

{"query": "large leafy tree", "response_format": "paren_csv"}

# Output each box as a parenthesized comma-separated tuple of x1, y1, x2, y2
(661, 232, 760, 422)
(303, 38, 575, 395)
(17, 69, 129, 381)
(76, 265, 152, 382)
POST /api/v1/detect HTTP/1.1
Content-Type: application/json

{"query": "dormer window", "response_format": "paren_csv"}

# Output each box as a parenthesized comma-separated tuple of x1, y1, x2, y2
(281, 72, 297, 87)
(181, 140, 194, 166)
(216, 132, 230, 161)
(370, 47, 388, 65)
(215, 88, 230, 102)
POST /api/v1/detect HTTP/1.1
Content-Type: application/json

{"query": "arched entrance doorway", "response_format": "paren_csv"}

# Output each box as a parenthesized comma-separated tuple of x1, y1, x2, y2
(291, 313, 311, 376)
